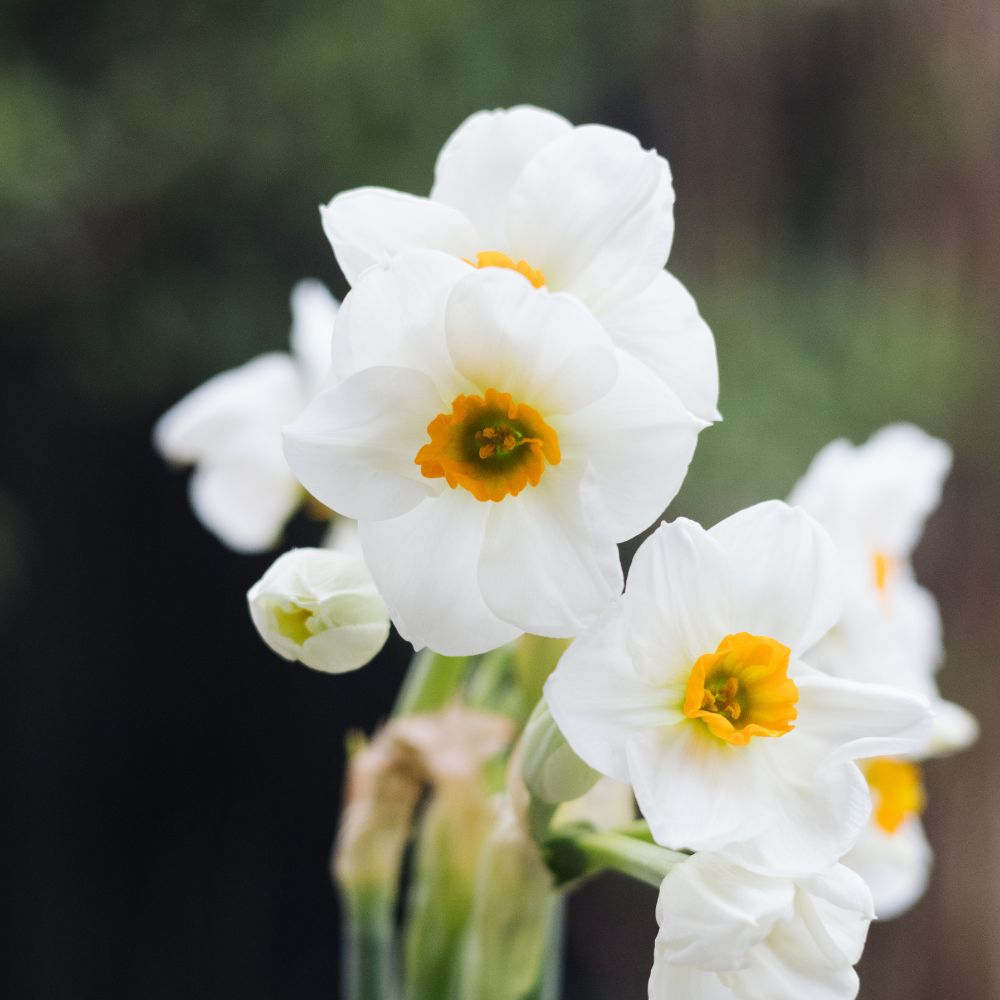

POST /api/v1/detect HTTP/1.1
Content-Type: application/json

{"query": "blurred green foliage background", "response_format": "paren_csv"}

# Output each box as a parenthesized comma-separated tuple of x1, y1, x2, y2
(3, 1, 998, 998)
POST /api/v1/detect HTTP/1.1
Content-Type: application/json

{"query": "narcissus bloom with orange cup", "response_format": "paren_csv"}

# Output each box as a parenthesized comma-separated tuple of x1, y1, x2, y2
(321, 105, 719, 425)
(545, 501, 933, 875)
(283, 250, 707, 655)
(789, 423, 977, 757)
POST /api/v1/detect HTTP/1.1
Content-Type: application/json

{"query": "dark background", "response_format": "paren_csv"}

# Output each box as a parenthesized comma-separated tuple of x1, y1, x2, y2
(3, 1, 999, 997)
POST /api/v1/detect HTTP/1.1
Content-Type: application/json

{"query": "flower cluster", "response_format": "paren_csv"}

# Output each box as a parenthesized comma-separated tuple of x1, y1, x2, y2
(157, 106, 976, 1000)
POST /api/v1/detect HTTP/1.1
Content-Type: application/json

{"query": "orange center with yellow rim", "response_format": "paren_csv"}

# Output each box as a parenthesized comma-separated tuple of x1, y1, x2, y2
(415, 387, 560, 502)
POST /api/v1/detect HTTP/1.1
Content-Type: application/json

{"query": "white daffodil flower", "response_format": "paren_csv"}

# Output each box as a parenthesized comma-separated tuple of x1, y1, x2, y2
(154, 280, 339, 552)
(789, 423, 978, 756)
(545, 501, 933, 875)
(843, 757, 933, 921)
(321, 105, 719, 423)
(247, 547, 390, 674)
(649, 852, 873, 1000)
(283, 251, 706, 656)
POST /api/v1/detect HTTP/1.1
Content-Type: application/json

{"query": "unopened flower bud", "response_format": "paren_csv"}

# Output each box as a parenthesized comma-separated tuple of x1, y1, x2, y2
(247, 548, 389, 673)
(521, 697, 600, 805)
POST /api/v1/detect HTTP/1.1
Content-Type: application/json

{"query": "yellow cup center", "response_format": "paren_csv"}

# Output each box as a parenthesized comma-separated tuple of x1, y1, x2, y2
(865, 757, 925, 834)
(683, 633, 798, 746)
(465, 250, 546, 288)
(415, 387, 560, 502)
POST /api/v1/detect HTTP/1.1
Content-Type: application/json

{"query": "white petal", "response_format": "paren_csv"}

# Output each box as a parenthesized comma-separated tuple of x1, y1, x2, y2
(320, 188, 479, 285)
(330, 249, 472, 395)
(289, 279, 339, 395)
(722, 750, 872, 876)
(282, 366, 443, 521)
(478, 463, 623, 637)
(843, 818, 932, 921)
(928, 698, 979, 756)
(626, 726, 773, 853)
(189, 446, 301, 553)
(544, 600, 674, 782)
(709, 501, 844, 653)
(795, 864, 874, 966)
(359, 492, 520, 655)
(649, 961, 734, 1000)
(794, 671, 933, 765)
(444, 267, 617, 415)
(654, 854, 796, 972)
(850, 423, 952, 557)
(558, 350, 705, 541)
(430, 105, 572, 248)
(154, 353, 302, 464)
(598, 270, 720, 422)
(729, 937, 859, 1000)
(622, 519, 734, 683)
(789, 424, 952, 560)
(505, 124, 674, 312)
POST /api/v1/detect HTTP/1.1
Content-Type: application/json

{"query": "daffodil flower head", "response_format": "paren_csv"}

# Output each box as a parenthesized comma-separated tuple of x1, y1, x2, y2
(790, 423, 978, 757)
(247, 547, 390, 674)
(545, 500, 934, 874)
(320, 105, 719, 424)
(154, 280, 339, 552)
(283, 251, 708, 655)
(649, 853, 874, 1000)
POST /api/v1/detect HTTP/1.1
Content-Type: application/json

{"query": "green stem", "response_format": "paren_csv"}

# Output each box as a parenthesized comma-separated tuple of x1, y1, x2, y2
(340, 885, 399, 1000)
(393, 649, 469, 715)
(544, 827, 687, 889)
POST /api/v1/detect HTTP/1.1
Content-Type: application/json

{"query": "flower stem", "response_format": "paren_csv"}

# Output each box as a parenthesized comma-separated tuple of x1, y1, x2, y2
(393, 649, 469, 715)
(340, 884, 399, 1000)
(544, 827, 686, 889)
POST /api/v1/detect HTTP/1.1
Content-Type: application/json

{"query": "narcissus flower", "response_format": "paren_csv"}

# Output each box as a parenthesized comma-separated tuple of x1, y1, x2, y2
(283, 251, 705, 655)
(650, 852, 873, 1000)
(154, 280, 339, 552)
(545, 501, 932, 874)
(247, 547, 390, 674)
(843, 757, 933, 920)
(321, 105, 719, 423)
(790, 424, 977, 756)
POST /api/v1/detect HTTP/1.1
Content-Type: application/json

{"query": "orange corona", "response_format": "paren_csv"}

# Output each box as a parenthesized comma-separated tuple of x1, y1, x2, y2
(416, 388, 560, 502)
(865, 758, 925, 834)
(465, 250, 546, 288)
(684, 633, 799, 746)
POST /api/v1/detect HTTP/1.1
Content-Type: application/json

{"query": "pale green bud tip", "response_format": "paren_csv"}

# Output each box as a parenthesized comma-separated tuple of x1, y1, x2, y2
(247, 547, 390, 674)
(521, 697, 600, 805)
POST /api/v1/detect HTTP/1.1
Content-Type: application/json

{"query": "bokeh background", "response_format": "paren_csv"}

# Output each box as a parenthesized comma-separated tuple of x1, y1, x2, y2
(3, 0, 999, 996)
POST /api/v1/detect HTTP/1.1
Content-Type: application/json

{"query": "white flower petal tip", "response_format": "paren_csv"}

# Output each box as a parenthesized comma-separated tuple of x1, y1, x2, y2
(320, 107, 715, 413)
(928, 698, 979, 756)
(546, 501, 935, 873)
(650, 855, 872, 1000)
(247, 548, 390, 674)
